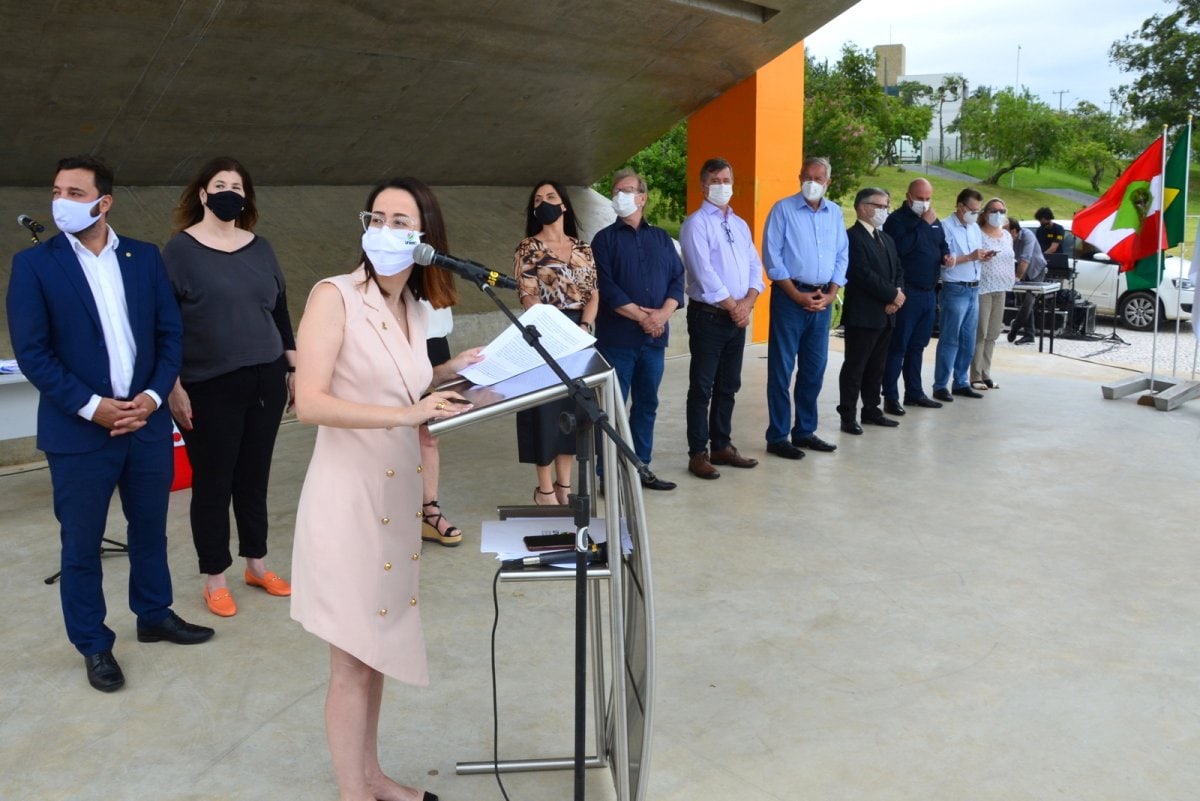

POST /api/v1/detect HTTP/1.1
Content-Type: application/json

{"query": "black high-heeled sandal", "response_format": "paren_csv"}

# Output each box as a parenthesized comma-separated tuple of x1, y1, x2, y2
(555, 482, 572, 504)
(534, 487, 557, 505)
(421, 501, 462, 547)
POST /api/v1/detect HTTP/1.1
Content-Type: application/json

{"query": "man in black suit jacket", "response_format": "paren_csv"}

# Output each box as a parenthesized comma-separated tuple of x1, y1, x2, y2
(838, 188, 905, 434)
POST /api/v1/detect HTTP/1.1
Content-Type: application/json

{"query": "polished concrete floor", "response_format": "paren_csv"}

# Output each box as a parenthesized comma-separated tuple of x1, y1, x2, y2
(2, 340, 1200, 801)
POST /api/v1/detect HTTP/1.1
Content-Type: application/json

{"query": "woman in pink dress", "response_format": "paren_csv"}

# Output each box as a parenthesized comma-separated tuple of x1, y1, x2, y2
(292, 177, 481, 801)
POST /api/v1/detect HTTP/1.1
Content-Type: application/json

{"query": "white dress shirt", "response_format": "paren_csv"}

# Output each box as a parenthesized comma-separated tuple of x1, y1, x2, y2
(65, 226, 158, 420)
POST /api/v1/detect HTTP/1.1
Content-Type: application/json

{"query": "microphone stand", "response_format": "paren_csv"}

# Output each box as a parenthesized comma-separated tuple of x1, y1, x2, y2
(460, 272, 647, 801)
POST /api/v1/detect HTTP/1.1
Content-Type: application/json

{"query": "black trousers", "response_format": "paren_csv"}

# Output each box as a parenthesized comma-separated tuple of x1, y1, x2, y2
(686, 304, 746, 455)
(838, 325, 893, 421)
(181, 357, 287, 575)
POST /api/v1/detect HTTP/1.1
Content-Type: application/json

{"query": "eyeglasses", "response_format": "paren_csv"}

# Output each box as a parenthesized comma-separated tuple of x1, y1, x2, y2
(987, 208, 1008, 215)
(720, 219, 734, 245)
(359, 211, 419, 233)
(865, 202, 890, 211)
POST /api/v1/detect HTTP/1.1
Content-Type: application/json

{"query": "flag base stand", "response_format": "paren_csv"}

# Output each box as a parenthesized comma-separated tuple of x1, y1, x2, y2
(1101, 374, 1200, 411)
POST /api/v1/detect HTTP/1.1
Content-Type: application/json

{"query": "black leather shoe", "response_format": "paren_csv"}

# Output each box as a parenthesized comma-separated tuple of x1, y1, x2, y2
(792, 434, 837, 452)
(1006, 327, 1018, 343)
(952, 386, 984, 399)
(932, 388, 954, 403)
(84, 650, 125, 692)
(840, 420, 863, 435)
(862, 415, 899, 428)
(883, 399, 906, 416)
(640, 472, 677, 491)
(766, 440, 805, 460)
(908, 396, 943, 409)
(1016, 335, 1035, 345)
(137, 611, 215, 645)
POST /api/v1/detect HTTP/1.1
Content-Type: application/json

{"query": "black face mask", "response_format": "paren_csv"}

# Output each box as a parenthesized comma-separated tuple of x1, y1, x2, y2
(533, 201, 564, 227)
(205, 190, 246, 222)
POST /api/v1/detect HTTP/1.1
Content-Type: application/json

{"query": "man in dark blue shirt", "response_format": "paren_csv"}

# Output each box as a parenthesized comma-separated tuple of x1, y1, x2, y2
(593, 168, 686, 491)
(880, 178, 953, 414)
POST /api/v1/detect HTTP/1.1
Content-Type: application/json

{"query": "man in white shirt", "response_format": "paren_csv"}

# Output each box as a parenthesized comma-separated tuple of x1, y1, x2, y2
(7, 155, 214, 693)
(933, 187, 993, 402)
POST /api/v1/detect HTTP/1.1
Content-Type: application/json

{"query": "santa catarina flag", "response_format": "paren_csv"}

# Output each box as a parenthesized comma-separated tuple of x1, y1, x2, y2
(1128, 129, 1189, 290)
(1073, 135, 1167, 272)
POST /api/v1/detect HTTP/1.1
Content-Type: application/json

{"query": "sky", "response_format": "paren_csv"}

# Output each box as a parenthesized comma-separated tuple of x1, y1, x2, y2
(804, 0, 1166, 113)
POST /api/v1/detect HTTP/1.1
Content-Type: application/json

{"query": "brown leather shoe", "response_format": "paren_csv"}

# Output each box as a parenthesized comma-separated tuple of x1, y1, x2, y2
(687, 451, 720, 479)
(708, 445, 758, 469)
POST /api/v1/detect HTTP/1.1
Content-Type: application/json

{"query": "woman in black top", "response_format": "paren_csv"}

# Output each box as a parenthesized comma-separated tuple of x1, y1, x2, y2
(163, 157, 295, 618)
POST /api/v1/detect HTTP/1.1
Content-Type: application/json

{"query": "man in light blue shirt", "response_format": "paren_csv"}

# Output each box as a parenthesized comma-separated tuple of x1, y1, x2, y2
(679, 157, 764, 479)
(762, 156, 849, 459)
(934, 187, 993, 401)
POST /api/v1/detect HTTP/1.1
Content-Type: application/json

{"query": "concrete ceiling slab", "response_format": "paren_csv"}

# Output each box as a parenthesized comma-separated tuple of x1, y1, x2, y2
(0, 0, 855, 186)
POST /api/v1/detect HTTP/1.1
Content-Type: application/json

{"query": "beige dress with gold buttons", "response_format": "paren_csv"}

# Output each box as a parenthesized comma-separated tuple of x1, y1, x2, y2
(291, 269, 432, 685)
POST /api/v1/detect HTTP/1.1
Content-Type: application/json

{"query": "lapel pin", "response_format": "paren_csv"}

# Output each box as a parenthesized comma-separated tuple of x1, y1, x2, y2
(382, 321, 388, 330)
(125, 252, 132, 258)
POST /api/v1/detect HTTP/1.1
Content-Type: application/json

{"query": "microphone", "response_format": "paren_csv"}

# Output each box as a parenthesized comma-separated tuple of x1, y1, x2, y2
(500, 542, 607, 569)
(413, 243, 518, 290)
(17, 215, 45, 234)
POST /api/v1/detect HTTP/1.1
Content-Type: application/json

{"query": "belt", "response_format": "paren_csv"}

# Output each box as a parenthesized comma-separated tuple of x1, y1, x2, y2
(946, 280, 979, 287)
(689, 300, 730, 317)
(791, 280, 829, 293)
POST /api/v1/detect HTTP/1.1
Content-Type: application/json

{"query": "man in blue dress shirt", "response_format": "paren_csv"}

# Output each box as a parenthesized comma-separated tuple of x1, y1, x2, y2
(762, 156, 849, 459)
(593, 168, 686, 491)
(933, 187, 992, 402)
(679, 157, 764, 480)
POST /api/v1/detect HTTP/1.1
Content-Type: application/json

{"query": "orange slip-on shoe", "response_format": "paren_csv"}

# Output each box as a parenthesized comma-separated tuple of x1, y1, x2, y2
(244, 570, 291, 597)
(204, 586, 237, 617)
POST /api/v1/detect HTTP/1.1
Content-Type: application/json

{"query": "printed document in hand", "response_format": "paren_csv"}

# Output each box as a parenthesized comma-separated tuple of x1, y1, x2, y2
(459, 304, 595, 386)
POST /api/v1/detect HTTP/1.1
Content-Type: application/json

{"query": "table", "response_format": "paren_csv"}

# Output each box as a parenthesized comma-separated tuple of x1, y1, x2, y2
(0, 372, 38, 440)
(1011, 281, 1062, 353)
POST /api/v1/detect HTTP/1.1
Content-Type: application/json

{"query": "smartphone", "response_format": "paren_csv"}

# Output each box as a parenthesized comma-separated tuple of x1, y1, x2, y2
(524, 532, 576, 552)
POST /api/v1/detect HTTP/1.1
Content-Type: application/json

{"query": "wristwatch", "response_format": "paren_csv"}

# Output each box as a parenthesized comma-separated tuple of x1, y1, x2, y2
(582, 321, 595, 334)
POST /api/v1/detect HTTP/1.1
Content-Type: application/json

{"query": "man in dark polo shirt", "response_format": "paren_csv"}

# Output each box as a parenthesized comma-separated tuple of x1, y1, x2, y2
(880, 178, 953, 415)
(593, 168, 686, 491)
(1034, 207, 1065, 255)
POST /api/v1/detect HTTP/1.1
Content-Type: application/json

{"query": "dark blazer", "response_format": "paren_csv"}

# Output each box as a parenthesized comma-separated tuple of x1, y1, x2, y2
(7, 232, 182, 454)
(842, 221, 904, 330)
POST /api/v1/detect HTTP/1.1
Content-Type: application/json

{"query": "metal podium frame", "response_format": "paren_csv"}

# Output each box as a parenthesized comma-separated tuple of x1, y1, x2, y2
(428, 348, 656, 801)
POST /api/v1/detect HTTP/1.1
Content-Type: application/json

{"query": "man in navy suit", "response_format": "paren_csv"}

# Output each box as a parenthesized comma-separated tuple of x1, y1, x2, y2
(7, 155, 213, 693)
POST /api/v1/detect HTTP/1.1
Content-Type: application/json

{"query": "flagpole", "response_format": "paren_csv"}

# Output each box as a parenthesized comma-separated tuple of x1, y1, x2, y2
(1172, 116, 1193, 376)
(1149, 124, 1168, 390)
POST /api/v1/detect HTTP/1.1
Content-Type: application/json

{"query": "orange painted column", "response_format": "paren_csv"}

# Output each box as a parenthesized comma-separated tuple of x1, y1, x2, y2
(687, 41, 806, 343)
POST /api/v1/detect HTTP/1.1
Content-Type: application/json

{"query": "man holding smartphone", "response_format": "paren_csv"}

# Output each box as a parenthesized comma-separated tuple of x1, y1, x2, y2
(933, 187, 992, 402)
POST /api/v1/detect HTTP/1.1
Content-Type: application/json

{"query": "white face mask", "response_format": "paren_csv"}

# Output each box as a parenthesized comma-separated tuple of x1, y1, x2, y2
(961, 210, 980, 225)
(871, 208, 888, 228)
(52, 196, 104, 235)
(909, 199, 930, 216)
(362, 227, 422, 277)
(987, 212, 1006, 228)
(801, 180, 825, 202)
(612, 190, 639, 218)
(706, 183, 733, 206)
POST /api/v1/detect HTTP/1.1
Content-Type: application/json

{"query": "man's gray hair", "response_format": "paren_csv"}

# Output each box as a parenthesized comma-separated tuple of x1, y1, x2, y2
(612, 168, 647, 193)
(802, 156, 832, 175)
(854, 187, 888, 207)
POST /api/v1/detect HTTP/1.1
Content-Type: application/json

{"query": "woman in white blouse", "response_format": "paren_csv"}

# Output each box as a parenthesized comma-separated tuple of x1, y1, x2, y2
(971, 197, 1016, 389)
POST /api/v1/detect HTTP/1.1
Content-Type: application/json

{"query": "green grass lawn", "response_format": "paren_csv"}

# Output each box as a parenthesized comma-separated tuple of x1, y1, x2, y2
(944, 159, 1100, 196)
(834, 165, 1078, 228)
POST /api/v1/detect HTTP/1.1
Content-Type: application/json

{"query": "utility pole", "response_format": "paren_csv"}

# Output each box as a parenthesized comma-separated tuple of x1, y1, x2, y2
(1015, 44, 1021, 89)
(1053, 89, 1069, 111)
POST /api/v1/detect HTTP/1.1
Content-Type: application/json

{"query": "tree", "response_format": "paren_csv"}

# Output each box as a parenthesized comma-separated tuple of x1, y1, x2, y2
(930, 76, 966, 163)
(1058, 100, 1137, 191)
(803, 44, 884, 200)
(877, 81, 934, 166)
(951, 87, 1064, 184)
(1110, 0, 1200, 126)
